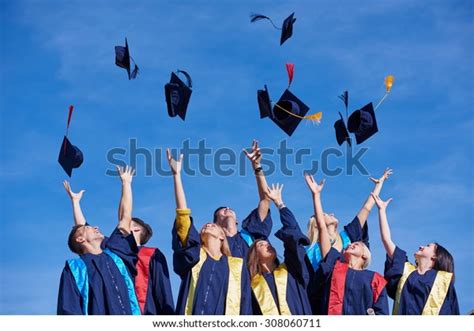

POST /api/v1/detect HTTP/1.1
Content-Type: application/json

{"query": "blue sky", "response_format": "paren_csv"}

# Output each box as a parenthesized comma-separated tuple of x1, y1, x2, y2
(0, 0, 472, 314)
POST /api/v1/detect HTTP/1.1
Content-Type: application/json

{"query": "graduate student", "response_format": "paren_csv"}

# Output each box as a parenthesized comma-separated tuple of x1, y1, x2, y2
(168, 149, 252, 315)
(306, 174, 389, 315)
(57, 166, 140, 315)
(117, 168, 174, 314)
(213, 140, 273, 259)
(247, 183, 312, 315)
(372, 194, 459, 315)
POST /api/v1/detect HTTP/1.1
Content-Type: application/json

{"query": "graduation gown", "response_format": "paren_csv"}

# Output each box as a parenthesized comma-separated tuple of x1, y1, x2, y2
(135, 246, 175, 315)
(172, 210, 252, 315)
(251, 207, 312, 315)
(384, 246, 459, 315)
(227, 208, 273, 259)
(57, 227, 139, 315)
(307, 215, 369, 314)
(316, 248, 389, 315)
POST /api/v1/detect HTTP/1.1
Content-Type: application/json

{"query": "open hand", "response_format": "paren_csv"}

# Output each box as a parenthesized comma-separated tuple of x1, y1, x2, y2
(63, 180, 85, 201)
(369, 168, 393, 185)
(265, 183, 284, 205)
(243, 139, 262, 169)
(371, 193, 393, 210)
(167, 148, 183, 175)
(304, 173, 325, 195)
(117, 165, 135, 184)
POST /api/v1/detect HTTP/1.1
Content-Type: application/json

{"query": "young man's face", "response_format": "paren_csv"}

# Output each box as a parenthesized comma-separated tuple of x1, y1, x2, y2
(215, 207, 237, 227)
(77, 225, 104, 244)
(130, 221, 145, 244)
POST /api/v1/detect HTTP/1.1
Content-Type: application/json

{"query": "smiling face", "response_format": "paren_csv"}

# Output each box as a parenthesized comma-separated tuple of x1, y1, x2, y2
(255, 240, 276, 261)
(214, 207, 237, 227)
(414, 243, 437, 261)
(200, 222, 226, 241)
(343, 241, 371, 269)
(73, 224, 105, 251)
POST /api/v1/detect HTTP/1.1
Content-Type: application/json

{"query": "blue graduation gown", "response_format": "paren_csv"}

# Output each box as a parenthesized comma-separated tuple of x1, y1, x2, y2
(228, 208, 273, 259)
(140, 247, 175, 315)
(172, 217, 252, 315)
(251, 207, 312, 315)
(57, 227, 138, 315)
(317, 248, 389, 315)
(307, 215, 368, 314)
(384, 246, 459, 315)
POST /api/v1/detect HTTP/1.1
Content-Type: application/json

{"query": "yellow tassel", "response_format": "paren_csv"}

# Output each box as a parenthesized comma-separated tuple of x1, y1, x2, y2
(384, 75, 395, 93)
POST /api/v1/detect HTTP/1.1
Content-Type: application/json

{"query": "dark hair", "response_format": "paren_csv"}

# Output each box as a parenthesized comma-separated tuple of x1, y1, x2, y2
(434, 242, 455, 283)
(213, 206, 227, 223)
(68, 224, 85, 255)
(131, 217, 153, 245)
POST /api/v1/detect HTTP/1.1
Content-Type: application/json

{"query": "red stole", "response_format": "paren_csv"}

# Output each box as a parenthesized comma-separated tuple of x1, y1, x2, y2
(135, 247, 156, 313)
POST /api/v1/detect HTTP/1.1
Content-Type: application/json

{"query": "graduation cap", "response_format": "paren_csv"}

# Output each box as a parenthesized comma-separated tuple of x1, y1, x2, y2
(58, 136, 84, 177)
(257, 64, 321, 136)
(334, 112, 351, 146)
(58, 105, 83, 177)
(333, 91, 351, 146)
(164, 70, 192, 121)
(347, 102, 378, 144)
(115, 38, 139, 80)
(250, 12, 296, 45)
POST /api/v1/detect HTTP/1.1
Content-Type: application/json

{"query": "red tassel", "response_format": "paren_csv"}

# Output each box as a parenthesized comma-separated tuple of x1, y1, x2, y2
(67, 105, 74, 129)
(286, 63, 294, 87)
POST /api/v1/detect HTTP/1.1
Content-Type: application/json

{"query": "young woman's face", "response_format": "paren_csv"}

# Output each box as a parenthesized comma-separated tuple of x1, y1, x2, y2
(415, 243, 436, 260)
(201, 223, 225, 240)
(344, 241, 365, 257)
(256, 240, 276, 261)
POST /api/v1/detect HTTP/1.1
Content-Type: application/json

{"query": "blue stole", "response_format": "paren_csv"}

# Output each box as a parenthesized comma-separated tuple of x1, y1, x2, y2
(306, 230, 351, 270)
(67, 248, 141, 315)
(239, 229, 255, 247)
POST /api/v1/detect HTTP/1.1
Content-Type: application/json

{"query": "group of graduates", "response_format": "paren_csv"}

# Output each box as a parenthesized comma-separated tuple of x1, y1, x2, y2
(57, 140, 459, 315)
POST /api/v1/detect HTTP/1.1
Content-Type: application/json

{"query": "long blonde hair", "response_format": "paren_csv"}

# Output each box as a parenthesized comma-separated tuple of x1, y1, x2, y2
(307, 216, 319, 245)
(200, 223, 231, 257)
(247, 239, 278, 279)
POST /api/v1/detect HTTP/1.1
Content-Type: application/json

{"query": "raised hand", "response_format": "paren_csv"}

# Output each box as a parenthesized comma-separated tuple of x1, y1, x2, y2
(243, 139, 262, 170)
(63, 180, 85, 201)
(117, 165, 135, 184)
(371, 193, 393, 211)
(265, 183, 284, 206)
(304, 173, 325, 195)
(369, 168, 393, 185)
(167, 148, 183, 175)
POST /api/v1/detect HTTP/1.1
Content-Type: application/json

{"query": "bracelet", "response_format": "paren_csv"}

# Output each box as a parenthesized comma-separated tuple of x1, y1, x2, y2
(276, 202, 286, 210)
(254, 166, 263, 174)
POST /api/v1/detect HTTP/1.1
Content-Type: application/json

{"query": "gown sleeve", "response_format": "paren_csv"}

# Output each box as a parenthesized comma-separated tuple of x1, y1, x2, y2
(150, 249, 176, 314)
(342, 215, 369, 248)
(103, 227, 139, 277)
(241, 207, 273, 241)
(372, 287, 389, 315)
(317, 247, 344, 282)
(172, 209, 201, 277)
(57, 262, 84, 315)
(383, 246, 408, 299)
(274, 207, 311, 286)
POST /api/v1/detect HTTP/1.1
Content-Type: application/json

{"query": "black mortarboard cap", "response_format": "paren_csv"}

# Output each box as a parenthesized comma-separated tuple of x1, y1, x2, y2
(58, 136, 83, 177)
(280, 12, 296, 45)
(270, 89, 309, 136)
(165, 70, 192, 121)
(347, 102, 378, 144)
(115, 38, 139, 80)
(334, 112, 352, 146)
(257, 85, 272, 119)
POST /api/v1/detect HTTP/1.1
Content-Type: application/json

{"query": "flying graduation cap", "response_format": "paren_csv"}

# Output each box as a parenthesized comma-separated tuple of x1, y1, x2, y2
(115, 38, 139, 80)
(335, 75, 395, 145)
(58, 105, 84, 177)
(250, 12, 296, 45)
(257, 64, 322, 136)
(164, 70, 192, 121)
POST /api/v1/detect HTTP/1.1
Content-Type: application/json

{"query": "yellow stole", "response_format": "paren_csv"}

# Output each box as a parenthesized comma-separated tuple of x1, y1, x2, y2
(393, 262, 453, 315)
(251, 263, 291, 315)
(185, 248, 243, 315)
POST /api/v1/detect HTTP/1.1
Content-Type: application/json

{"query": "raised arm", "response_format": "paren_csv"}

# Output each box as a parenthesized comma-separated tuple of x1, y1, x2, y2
(167, 148, 190, 247)
(243, 140, 270, 221)
(372, 193, 396, 259)
(117, 165, 135, 235)
(357, 168, 393, 227)
(63, 180, 86, 226)
(305, 174, 331, 258)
